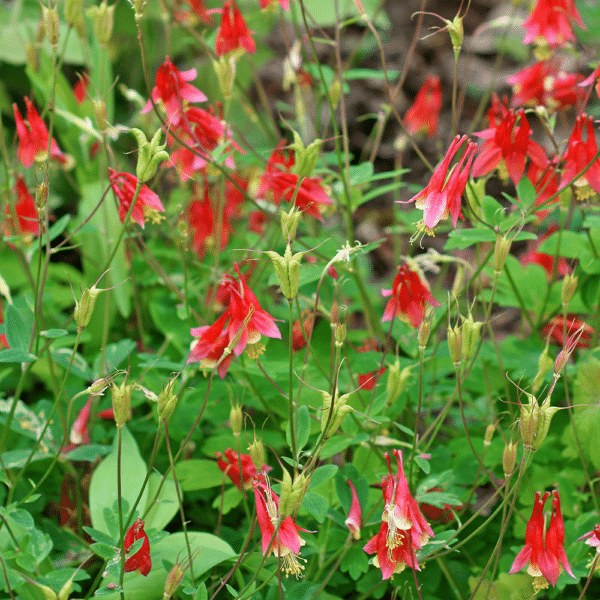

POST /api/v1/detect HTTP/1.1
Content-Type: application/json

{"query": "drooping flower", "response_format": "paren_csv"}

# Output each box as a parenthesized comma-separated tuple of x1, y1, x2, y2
(3, 176, 40, 241)
(124, 518, 152, 576)
(216, 448, 271, 490)
(257, 141, 333, 221)
(141, 57, 207, 126)
(403, 135, 476, 235)
(253, 475, 306, 578)
(291, 309, 315, 352)
(363, 450, 434, 579)
(403, 74, 442, 138)
(108, 169, 165, 228)
(73, 73, 89, 104)
(523, 0, 585, 50)
(345, 480, 362, 540)
(559, 113, 600, 201)
(62, 398, 92, 454)
(577, 524, 600, 551)
(215, 0, 256, 57)
(381, 264, 440, 328)
(13, 97, 68, 168)
(509, 490, 574, 591)
(542, 315, 592, 347)
(187, 263, 281, 378)
(507, 61, 550, 108)
(472, 96, 549, 186)
(520, 226, 571, 280)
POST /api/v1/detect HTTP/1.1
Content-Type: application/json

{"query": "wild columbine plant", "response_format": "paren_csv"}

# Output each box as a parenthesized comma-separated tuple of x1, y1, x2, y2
(2, 0, 600, 598)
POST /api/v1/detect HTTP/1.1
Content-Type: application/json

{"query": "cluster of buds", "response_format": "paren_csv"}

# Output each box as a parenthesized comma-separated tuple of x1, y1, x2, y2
(265, 244, 305, 301)
(518, 392, 559, 452)
(129, 128, 169, 183)
(320, 390, 354, 439)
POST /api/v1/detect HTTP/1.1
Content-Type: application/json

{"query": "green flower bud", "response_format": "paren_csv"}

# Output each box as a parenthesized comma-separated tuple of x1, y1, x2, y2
(64, 0, 84, 37)
(212, 56, 236, 101)
(130, 128, 169, 183)
(280, 207, 302, 241)
(447, 323, 462, 366)
(561, 273, 578, 308)
(36, 180, 49, 212)
(157, 378, 178, 421)
(484, 424, 495, 447)
(229, 402, 243, 436)
(418, 314, 431, 351)
(92, 99, 108, 132)
(163, 561, 186, 600)
(278, 467, 294, 519)
(532, 342, 553, 394)
(74, 286, 101, 332)
(248, 435, 265, 471)
(461, 312, 483, 362)
(385, 360, 412, 407)
(519, 392, 559, 451)
(42, 5, 59, 46)
(88, 0, 115, 47)
(87, 378, 110, 396)
(321, 391, 354, 439)
(111, 380, 133, 428)
(502, 441, 518, 477)
(448, 14, 464, 52)
(329, 79, 342, 110)
(291, 131, 322, 179)
(493, 234, 512, 276)
(265, 245, 305, 300)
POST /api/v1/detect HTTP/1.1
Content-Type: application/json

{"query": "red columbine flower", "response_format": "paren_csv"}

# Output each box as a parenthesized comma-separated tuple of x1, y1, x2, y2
(258, 141, 333, 220)
(577, 524, 600, 551)
(345, 480, 362, 540)
(215, 0, 256, 57)
(73, 73, 89, 104)
(3, 176, 40, 241)
(13, 97, 67, 168)
(124, 518, 152, 576)
(403, 74, 442, 138)
(108, 169, 165, 228)
(523, 0, 584, 50)
(381, 264, 440, 328)
(472, 97, 548, 186)
(404, 135, 476, 236)
(187, 263, 281, 378)
(526, 162, 560, 220)
(363, 450, 434, 580)
(141, 57, 207, 126)
(520, 226, 571, 280)
(560, 114, 600, 201)
(509, 491, 574, 591)
(291, 309, 314, 352)
(253, 476, 306, 578)
(542, 315, 592, 347)
(216, 448, 271, 490)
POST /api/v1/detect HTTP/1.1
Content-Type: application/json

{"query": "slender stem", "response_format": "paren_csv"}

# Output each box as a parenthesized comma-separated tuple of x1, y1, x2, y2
(288, 299, 297, 466)
(117, 427, 126, 600)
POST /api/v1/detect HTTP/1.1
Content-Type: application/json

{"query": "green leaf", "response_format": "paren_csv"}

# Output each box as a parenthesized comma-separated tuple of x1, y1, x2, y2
(144, 472, 178, 532)
(7, 507, 34, 529)
(91, 542, 118, 560)
(175, 459, 224, 491)
(296, 405, 311, 452)
(301, 491, 329, 522)
(516, 175, 537, 207)
(537, 230, 588, 259)
(64, 444, 111, 461)
(340, 545, 369, 580)
(40, 329, 69, 339)
(288, 0, 390, 28)
(194, 583, 208, 600)
(83, 527, 115, 546)
(5, 301, 33, 351)
(320, 432, 369, 459)
(308, 464, 338, 490)
(89, 426, 148, 535)
(0, 348, 37, 363)
(581, 275, 600, 310)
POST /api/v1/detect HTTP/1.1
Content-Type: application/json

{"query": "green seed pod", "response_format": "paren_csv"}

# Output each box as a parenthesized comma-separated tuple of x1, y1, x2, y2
(493, 234, 512, 276)
(157, 377, 178, 421)
(447, 323, 463, 366)
(111, 380, 133, 428)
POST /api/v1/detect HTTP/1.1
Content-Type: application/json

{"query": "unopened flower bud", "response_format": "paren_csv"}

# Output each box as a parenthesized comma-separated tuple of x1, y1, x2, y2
(111, 380, 133, 428)
(87, 378, 110, 396)
(157, 378, 178, 421)
(229, 402, 243, 436)
(502, 441, 518, 477)
(88, 0, 115, 47)
(248, 436, 265, 470)
(92, 99, 108, 132)
(42, 5, 60, 46)
(494, 234, 512, 275)
(385, 360, 412, 406)
(213, 56, 236, 100)
(532, 342, 553, 394)
(334, 319, 346, 348)
(36, 180, 48, 211)
(447, 323, 462, 366)
(561, 273, 578, 308)
(418, 312, 431, 351)
(452, 265, 465, 297)
(448, 14, 464, 52)
(163, 561, 186, 600)
(329, 79, 342, 109)
(291, 131, 322, 179)
(265, 245, 304, 300)
(461, 312, 483, 362)
(74, 286, 101, 331)
(484, 424, 495, 447)
(280, 207, 302, 242)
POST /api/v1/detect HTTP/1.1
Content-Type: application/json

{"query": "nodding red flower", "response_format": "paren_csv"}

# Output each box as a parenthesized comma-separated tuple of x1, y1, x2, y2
(108, 169, 165, 228)
(520, 226, 571, 280)
(560, 114, 600, 201)
(542, 315, 592, 348)
(472, 96, 549, 186)
(168, 106, 242, 180)
(124, 518, 152, 576)
(216, 448, 271, 490)
(580, 62, 600, 103)
(3, 177, 40, 240)
(403, 135, 476, 236)
(291, 309, 315, 352)
(215, 0, 256, 57)
(187, 263, 281, 378)
(381, 264, 440, 328)
(403, 74, 442, 138)
(523, 0, 584, 49)
(509, 491, 574, 591)
(345, 480, 362, 540)
(141, 57, 207, 126)
(363, 450, 434, 579)
(73, 73, 89, 104)
(258, 141, 333, 220)
(64, 398, 92, 453)
(253, 476, 307, 578)
(13, 97, 67, 168)
(526, 162, 560, 220)
(577, 524, 600, 550)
